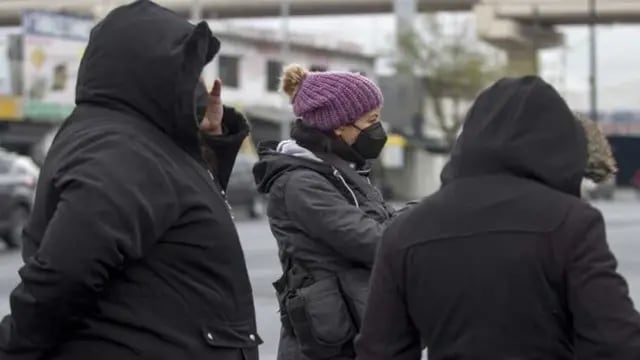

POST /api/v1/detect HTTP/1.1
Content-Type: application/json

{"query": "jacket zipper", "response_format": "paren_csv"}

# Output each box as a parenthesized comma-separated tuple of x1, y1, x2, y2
(332, 168, 360, 208)
(208, 170, 235, 220)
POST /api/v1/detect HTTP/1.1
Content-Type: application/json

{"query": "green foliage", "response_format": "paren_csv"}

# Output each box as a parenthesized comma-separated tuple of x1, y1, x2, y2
(396, 16, 505, 143)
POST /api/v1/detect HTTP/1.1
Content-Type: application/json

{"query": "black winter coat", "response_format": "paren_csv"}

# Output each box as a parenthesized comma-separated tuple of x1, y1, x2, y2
(253, 140, 397, 360)
(355, 76, 640, 360)
(0, 2, 259, 359)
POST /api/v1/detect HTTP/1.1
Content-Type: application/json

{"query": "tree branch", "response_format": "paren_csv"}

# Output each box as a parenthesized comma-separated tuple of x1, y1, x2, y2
(395, 14, 505, 145)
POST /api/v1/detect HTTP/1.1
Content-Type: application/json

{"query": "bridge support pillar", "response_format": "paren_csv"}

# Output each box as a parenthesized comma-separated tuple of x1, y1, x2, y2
(475, 4, 563, 76)
(505, 45, 539, 76)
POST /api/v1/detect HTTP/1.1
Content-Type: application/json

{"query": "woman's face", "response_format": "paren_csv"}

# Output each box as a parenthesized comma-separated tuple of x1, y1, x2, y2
(334, 107, 382, 145)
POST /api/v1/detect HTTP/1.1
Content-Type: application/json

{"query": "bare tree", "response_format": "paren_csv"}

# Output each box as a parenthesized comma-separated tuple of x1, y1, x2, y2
(397, 15, 504, 145)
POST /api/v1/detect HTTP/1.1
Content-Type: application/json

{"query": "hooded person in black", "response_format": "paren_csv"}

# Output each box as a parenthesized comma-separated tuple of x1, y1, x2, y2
(0, 1, 259, 359)
(355, 76, 640, 360)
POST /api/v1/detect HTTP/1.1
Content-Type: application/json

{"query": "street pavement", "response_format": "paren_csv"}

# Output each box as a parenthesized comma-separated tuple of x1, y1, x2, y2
(0, 195, 638, 359)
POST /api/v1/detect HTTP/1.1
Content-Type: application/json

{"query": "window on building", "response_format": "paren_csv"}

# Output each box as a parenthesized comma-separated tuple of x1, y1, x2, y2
(218, 55, 240, 88)
(310, 65, 328, 72)
(266, 60, 282, 92)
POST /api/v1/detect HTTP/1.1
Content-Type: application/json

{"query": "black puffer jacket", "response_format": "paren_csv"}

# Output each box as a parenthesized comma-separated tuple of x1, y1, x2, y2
(356, 76, 640, 360)
(253, 139, 397, 360)
(0, 1, 259, 359)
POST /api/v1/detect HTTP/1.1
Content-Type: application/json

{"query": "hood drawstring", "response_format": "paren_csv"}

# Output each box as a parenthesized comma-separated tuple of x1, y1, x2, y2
(332, 168, 359, 208)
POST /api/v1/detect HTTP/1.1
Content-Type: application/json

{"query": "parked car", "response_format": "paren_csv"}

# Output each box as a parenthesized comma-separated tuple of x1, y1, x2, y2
(227, 153, 264, 219)
(0, 149, 39, 248)
(581, 176, 616, 201)
(633, 170, 640, 199)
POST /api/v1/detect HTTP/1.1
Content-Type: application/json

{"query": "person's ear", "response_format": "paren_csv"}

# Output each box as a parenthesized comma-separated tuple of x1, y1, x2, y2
(334, 126, 346, 138)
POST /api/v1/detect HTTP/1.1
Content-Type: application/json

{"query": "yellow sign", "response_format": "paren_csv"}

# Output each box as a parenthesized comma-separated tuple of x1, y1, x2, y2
(387, 133, 407, 147)
(382, 133, 407, 169)
(240, 136, 257, 157)
(0, 96, 22, 120)
(232, 101, 244, 112)
(30, 47, 46, 69)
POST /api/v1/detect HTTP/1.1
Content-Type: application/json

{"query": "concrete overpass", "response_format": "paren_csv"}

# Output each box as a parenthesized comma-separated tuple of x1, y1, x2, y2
(474, 0, 640, 74)
(0, 0, 477, 23)
(488, 1, 640, 25)
(1, 0, 639, 75)
(1, 0, 637, 24)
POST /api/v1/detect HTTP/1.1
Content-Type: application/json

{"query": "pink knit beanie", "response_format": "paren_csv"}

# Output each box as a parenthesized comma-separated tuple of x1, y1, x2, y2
(281, 64, 383, 131)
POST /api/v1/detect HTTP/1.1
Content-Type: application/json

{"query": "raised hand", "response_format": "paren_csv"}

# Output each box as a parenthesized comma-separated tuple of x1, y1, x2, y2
(199, 79, 224, 135)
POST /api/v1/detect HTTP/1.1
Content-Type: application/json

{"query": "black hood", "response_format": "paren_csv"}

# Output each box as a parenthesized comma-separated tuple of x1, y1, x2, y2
(253, 141, 334, 194)
(441, 76, 587, 196)
(75, 0, 220, 156)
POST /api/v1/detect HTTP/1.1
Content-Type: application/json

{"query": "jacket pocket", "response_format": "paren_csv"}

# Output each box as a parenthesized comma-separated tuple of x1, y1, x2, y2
(337, 268, 371, 329)
(286, 276, 356, 359)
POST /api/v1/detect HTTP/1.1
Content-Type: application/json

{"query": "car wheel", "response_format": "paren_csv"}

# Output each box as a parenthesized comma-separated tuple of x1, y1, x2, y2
(4, 207, 28, 249)
(248, 197, 265, 219)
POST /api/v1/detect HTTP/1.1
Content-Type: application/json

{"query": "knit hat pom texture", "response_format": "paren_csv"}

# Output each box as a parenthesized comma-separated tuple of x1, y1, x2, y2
(280, 64, 383, 131)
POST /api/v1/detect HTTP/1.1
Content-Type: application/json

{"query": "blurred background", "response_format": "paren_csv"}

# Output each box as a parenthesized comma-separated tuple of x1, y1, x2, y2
(0, 1, 639, 359)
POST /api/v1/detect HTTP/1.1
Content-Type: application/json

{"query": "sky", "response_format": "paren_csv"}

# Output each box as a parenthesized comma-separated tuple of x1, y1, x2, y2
(215, 14, 640, 112)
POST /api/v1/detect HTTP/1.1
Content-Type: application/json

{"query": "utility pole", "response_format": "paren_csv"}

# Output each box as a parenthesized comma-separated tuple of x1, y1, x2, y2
(560, 43, 569, 98)
(532, 5, 540, 75)
(191, 0, 203, 21)
(589, 0, 598, 121)
(279, 0, 292, 140)
(395, 0, 417, 55)
(394, 0, 418, 131)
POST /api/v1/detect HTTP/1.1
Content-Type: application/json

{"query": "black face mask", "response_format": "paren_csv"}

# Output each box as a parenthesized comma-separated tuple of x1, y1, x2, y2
(351, 122, 388, 159)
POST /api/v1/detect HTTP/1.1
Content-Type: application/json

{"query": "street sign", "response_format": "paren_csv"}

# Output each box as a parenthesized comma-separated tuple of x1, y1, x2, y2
(22, 11, 93, 121)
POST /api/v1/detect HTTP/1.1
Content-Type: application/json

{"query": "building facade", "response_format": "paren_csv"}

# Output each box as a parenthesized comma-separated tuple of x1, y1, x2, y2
(202, 24, 376, 146)
(207, 28, 375, 107)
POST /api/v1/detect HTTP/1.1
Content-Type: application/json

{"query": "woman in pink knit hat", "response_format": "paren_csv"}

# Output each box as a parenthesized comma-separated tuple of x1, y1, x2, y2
(253, 65, 413, 360)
